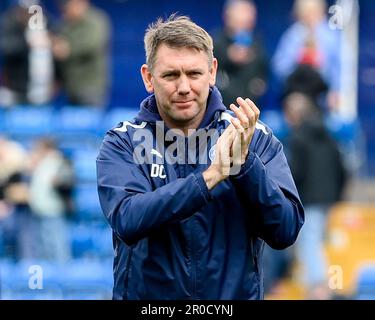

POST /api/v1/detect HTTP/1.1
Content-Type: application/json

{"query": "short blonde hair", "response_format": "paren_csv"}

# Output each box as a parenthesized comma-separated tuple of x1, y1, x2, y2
(144, 14, 214, 71)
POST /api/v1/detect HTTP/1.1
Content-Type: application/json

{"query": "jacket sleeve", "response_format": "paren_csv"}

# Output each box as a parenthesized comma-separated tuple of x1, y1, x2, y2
(231, 125, 305, 250)
(96, 131, 211, 246)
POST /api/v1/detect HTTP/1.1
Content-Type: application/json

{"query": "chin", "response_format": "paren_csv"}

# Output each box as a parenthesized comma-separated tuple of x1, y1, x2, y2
(174, 110, 198, 121)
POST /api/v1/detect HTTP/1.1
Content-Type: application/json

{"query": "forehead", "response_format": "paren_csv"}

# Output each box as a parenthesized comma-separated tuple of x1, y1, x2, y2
(153, 44, 209, 71)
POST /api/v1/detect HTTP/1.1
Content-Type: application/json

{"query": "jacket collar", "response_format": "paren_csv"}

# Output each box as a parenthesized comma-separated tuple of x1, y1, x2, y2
(135, 86, 227, 128)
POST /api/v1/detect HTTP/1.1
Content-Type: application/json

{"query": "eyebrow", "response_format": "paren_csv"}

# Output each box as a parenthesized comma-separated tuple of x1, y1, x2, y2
(160, 68, 204, 76)
(161, 70, 180, 76)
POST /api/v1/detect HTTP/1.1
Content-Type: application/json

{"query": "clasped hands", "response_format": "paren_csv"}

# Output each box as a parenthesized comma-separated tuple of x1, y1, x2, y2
(203, 97, 260, 190)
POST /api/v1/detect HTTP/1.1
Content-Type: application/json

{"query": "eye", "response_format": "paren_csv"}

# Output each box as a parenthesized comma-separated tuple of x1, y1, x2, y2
(189, 71, 202, 77)
(163, 72, 178, 79)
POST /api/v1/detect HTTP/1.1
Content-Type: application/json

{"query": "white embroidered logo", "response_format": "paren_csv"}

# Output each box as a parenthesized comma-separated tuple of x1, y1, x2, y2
(150, 164, 167, 179)
(209, 144, 216, 162)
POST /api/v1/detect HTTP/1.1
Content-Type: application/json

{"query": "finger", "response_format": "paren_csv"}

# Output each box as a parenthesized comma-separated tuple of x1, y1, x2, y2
(245, 98, 260, 122)
(237, 97, 255, 122)
(220, 123, 235, 141)
(219, 132, 232, 176)
(231, 133, 242, 166)
(229, 103, 249, 127)
(230, 117, 245, 134)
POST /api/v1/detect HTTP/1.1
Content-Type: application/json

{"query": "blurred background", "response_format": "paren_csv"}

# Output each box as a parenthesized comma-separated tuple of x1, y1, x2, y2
(0, 0, 374, 300)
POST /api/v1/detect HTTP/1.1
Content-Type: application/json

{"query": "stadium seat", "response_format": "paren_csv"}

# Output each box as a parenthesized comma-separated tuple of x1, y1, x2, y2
(0, 109, 5, 133)
(53, 107, 104, 159)
(325, 203, 375, 297)
(60, 259, 113, 300)
(74, 183, 104, 221)
(71, 148, 99, 183)
(355, 264, 375, 300)
(62, 285, 111, 300)
(56, 106, 104, 133)
(55, 106, 105, 136)
(3, 106, 53, 137)
(260, 110, 289, 141)
(0, 259, 64, 300)
(1, 257, 114, 300)
(69, 223, 95, 258)
(69, 221, 112, 259)
(103, 107, 139, 132)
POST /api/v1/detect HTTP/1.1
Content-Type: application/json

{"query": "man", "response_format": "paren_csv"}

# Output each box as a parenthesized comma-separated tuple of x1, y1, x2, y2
(97, 15, 304, 300)
(214, 0, 268, 106)
(52, 0, 110, 107)
(0, 0, 53, 106)
(272, 0, 341, 111)
(283, 92, 347, 299)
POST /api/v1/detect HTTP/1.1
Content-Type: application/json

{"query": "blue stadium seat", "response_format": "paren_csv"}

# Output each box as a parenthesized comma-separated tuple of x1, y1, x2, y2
(74, 183, 104, 221)
(69, 222, 112, 259)
(356, 264, 375, 300)
(62, 285, 111, 300)
(69, 223, 95, 258)
(260, 110, 289, 141)
(0, 259, 64, 300)
(103, 107, 139, 132)
(0, 109, 5, 133)
(93, 226, 113, 258)
(1, 286, 64, 300)
(55, 106, 105, 136)
(325, 114, 361, 144)
(3, 106, 53, 137)
(60, 259, 113, 300)
(1, 257, 114, 300)
(71, 148, 99, 183)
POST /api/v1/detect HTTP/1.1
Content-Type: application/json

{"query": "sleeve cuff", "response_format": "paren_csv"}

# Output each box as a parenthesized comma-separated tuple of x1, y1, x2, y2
(231, 151, 257, 180)
(194, 172, 213, 202)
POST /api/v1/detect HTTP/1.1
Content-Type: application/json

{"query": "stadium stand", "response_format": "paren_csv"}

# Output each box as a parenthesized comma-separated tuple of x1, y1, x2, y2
(1, 0, 374, 301)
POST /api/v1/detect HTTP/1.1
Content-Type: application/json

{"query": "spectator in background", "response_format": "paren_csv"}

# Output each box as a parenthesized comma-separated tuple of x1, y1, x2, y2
(214, 0, 268, 106)
(272, 0, 341, 111)
(28, 138, 74, 263)
(283, 92, 347, 299)
(51, 0, 111, 107)
(0, 0, 53, 107)
(0, 136, 34, 260)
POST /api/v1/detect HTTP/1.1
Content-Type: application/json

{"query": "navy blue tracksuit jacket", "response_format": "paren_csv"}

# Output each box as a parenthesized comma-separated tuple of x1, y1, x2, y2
(96, 87, 304, 299)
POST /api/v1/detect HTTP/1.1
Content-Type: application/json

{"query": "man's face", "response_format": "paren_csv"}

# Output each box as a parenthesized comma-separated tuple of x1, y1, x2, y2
(141, 44, 217, 131)
(62, 0, 88, 21)
(225, 1, 257, 34)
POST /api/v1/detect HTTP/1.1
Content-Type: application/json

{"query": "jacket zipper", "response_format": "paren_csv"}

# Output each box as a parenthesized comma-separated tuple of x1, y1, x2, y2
(184, 137, 198, 299)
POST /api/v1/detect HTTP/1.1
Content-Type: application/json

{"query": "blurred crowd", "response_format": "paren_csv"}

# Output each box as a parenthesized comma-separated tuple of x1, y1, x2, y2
(0, 0, 349, 113)
(0, 136, 74, 262)
(0, 0, 110, 108)
(0, 0, 367, 299)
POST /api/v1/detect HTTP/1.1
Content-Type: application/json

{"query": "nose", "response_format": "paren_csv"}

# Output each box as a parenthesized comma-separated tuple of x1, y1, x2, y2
(177, 75, 190, 96)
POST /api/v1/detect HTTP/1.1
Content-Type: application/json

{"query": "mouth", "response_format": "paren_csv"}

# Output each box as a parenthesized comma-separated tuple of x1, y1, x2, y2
(173, 100, 194, 109)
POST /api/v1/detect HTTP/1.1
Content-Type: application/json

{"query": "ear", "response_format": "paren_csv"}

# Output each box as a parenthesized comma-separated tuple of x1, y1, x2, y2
(209, 58, 218, 87)
(141, 64, 154, 93)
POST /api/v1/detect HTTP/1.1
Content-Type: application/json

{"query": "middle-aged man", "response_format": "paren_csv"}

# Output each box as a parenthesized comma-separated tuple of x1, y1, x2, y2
(97, 15, 304, 300)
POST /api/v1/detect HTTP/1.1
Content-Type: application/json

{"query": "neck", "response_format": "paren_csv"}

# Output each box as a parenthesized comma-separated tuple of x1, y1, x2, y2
(161, 109, 206, 137)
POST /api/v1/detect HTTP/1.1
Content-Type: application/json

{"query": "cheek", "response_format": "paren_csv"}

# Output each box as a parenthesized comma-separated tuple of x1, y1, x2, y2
(192, 78, 208, 94)
(195, 80, 210, 99)
(156, 82, 175, 97)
